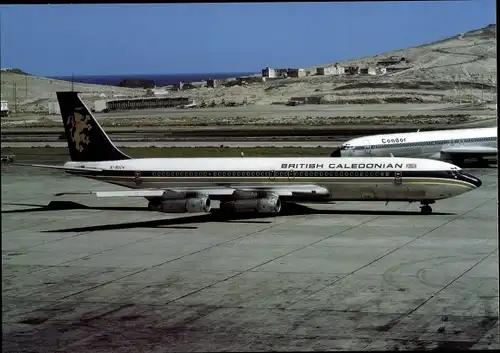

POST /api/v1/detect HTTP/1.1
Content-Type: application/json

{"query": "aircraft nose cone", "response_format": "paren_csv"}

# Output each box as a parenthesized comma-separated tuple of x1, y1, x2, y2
(460, 172, 482, 188)
(467, 174, 482, 188)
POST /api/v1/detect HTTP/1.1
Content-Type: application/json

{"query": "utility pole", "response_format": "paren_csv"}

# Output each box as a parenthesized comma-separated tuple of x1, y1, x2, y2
(71, 73, 74, 91)
(13, 81, 17, 113)
(481, 74, 484, 103)
(25, 75, 28, 99)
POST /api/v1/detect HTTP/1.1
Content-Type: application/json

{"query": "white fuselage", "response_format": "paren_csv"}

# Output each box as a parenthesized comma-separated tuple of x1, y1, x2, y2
(64, 157, 480, 202)
(339, 127, 497, 160)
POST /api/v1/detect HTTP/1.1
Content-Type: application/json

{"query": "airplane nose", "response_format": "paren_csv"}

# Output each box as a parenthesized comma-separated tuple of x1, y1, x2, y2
(460, 172, 482, 188)
(472, 177, 482, 188)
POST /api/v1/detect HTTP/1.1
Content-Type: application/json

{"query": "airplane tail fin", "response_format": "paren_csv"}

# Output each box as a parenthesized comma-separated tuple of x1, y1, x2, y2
(56, 91, 131, 162)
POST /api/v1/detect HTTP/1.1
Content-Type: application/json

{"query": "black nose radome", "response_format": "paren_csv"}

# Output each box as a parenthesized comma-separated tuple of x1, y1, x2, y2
(460, 172, 483, 188)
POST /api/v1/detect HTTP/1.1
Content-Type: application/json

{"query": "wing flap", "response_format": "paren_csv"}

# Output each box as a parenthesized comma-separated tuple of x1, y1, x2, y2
(95, 190, 168, 198)
(54, 185, 330, 200)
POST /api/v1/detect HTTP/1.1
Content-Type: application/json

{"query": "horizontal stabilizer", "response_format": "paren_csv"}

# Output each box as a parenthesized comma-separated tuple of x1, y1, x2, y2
(14, 163, 103, 173)
(54, 191, 94, 196)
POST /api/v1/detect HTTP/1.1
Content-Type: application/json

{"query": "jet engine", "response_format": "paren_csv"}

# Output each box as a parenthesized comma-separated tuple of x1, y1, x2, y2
(220, 195, 282, 214)
(149, 197, 211, 213)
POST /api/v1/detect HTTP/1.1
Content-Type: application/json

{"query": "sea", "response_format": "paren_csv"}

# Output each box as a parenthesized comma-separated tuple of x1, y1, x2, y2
(49, 72, 258, 87)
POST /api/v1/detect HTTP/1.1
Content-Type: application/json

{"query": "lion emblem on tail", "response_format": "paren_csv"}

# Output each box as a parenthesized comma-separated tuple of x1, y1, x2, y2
(67, 110, 92, 152)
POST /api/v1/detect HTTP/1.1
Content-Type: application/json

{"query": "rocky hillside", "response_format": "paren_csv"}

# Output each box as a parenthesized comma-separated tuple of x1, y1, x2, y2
(166, 24, 497, 107)
(0, 71, 146, 113)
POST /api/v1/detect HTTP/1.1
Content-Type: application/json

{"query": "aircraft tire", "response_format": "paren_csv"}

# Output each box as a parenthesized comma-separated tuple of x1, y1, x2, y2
(420, 205, 432, 214)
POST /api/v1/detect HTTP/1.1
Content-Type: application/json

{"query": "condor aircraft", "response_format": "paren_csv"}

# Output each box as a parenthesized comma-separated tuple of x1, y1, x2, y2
(16, 92, 483, 215)
(331, 126, 497, 165)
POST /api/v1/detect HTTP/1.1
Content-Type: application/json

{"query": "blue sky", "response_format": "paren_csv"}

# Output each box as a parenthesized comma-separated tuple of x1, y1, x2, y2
(0, 1, 496, 76)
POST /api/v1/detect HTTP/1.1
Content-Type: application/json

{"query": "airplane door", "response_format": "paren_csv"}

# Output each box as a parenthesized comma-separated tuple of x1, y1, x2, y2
(449, 138, 455, 147)
(269, 170, 276, 181)
(288, 169, 295, 181)
(363, 140, 371, 156)
(134, 171, 142, 186)
(394, 171, 403, 185)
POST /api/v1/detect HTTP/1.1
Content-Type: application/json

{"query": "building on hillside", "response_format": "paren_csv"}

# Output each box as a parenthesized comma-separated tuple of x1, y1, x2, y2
(275, 68, 289, 78)
(262, 67, 277, 78)
(345, 66, 360, 75)
(386, 65, 411, 73)
(288, 68, 307, 78)
(206, 78, 221, 88)
(316, 67, 333, 76)
(48, 101, 61, 115)
(377, 56, 408, 66)
(316, 64, 345, 76)
(174, 81, 185, 90)
(152, 88, 169, 96)
(1, 100, 9, 117)
(93, 96, 193, 113)
(360, 67, 377, 75)
(376, 67, 387, 75)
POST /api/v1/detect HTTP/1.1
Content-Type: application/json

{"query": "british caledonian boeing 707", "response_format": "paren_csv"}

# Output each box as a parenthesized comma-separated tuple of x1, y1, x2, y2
(16, 92, 482, 215)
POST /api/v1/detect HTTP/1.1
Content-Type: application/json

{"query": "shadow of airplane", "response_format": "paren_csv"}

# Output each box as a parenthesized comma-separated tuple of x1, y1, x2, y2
(2, 200, 454, 233)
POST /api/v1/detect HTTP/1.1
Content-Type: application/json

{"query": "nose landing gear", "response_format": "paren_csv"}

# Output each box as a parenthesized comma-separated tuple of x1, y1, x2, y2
(420, 200, 435, 214)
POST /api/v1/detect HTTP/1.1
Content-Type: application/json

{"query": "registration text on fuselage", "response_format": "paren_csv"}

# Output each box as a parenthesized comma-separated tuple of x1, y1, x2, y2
(281, 163, 404, 169)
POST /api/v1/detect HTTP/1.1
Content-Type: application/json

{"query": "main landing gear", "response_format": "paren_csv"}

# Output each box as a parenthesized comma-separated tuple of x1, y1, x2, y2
(420, 200, 435, 215)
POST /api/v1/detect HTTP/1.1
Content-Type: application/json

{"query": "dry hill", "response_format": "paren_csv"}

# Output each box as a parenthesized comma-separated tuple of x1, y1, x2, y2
(0, 24, 496, 113)
(0, 71, 145, 113)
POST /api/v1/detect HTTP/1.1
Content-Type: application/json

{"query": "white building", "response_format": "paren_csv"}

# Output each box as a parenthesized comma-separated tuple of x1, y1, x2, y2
(360, 67, 377, 75)
(262, 67, 277, 78)
(94, 100, 108, 112)
(1, 100, 9, 117)
(48, 101, 61, 115)
(152, 87, 169, 96)
(316, 65, 345, 76)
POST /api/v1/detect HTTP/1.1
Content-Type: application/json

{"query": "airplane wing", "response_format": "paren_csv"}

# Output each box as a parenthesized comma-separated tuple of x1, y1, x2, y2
(54, 184, 331, 200)
(15, 163, 331, 200)
(440, 146, 498, 159)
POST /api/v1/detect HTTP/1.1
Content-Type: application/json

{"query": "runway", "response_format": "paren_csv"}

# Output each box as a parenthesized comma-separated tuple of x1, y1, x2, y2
(1, 140, 346, 148)
(2, 165, 498, 351)
(6, 103, 497, 123)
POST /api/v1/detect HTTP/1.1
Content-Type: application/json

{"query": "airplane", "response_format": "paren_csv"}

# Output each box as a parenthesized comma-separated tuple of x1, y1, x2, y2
(15, 91, 483, 216)
(330, 126, 497, 166)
